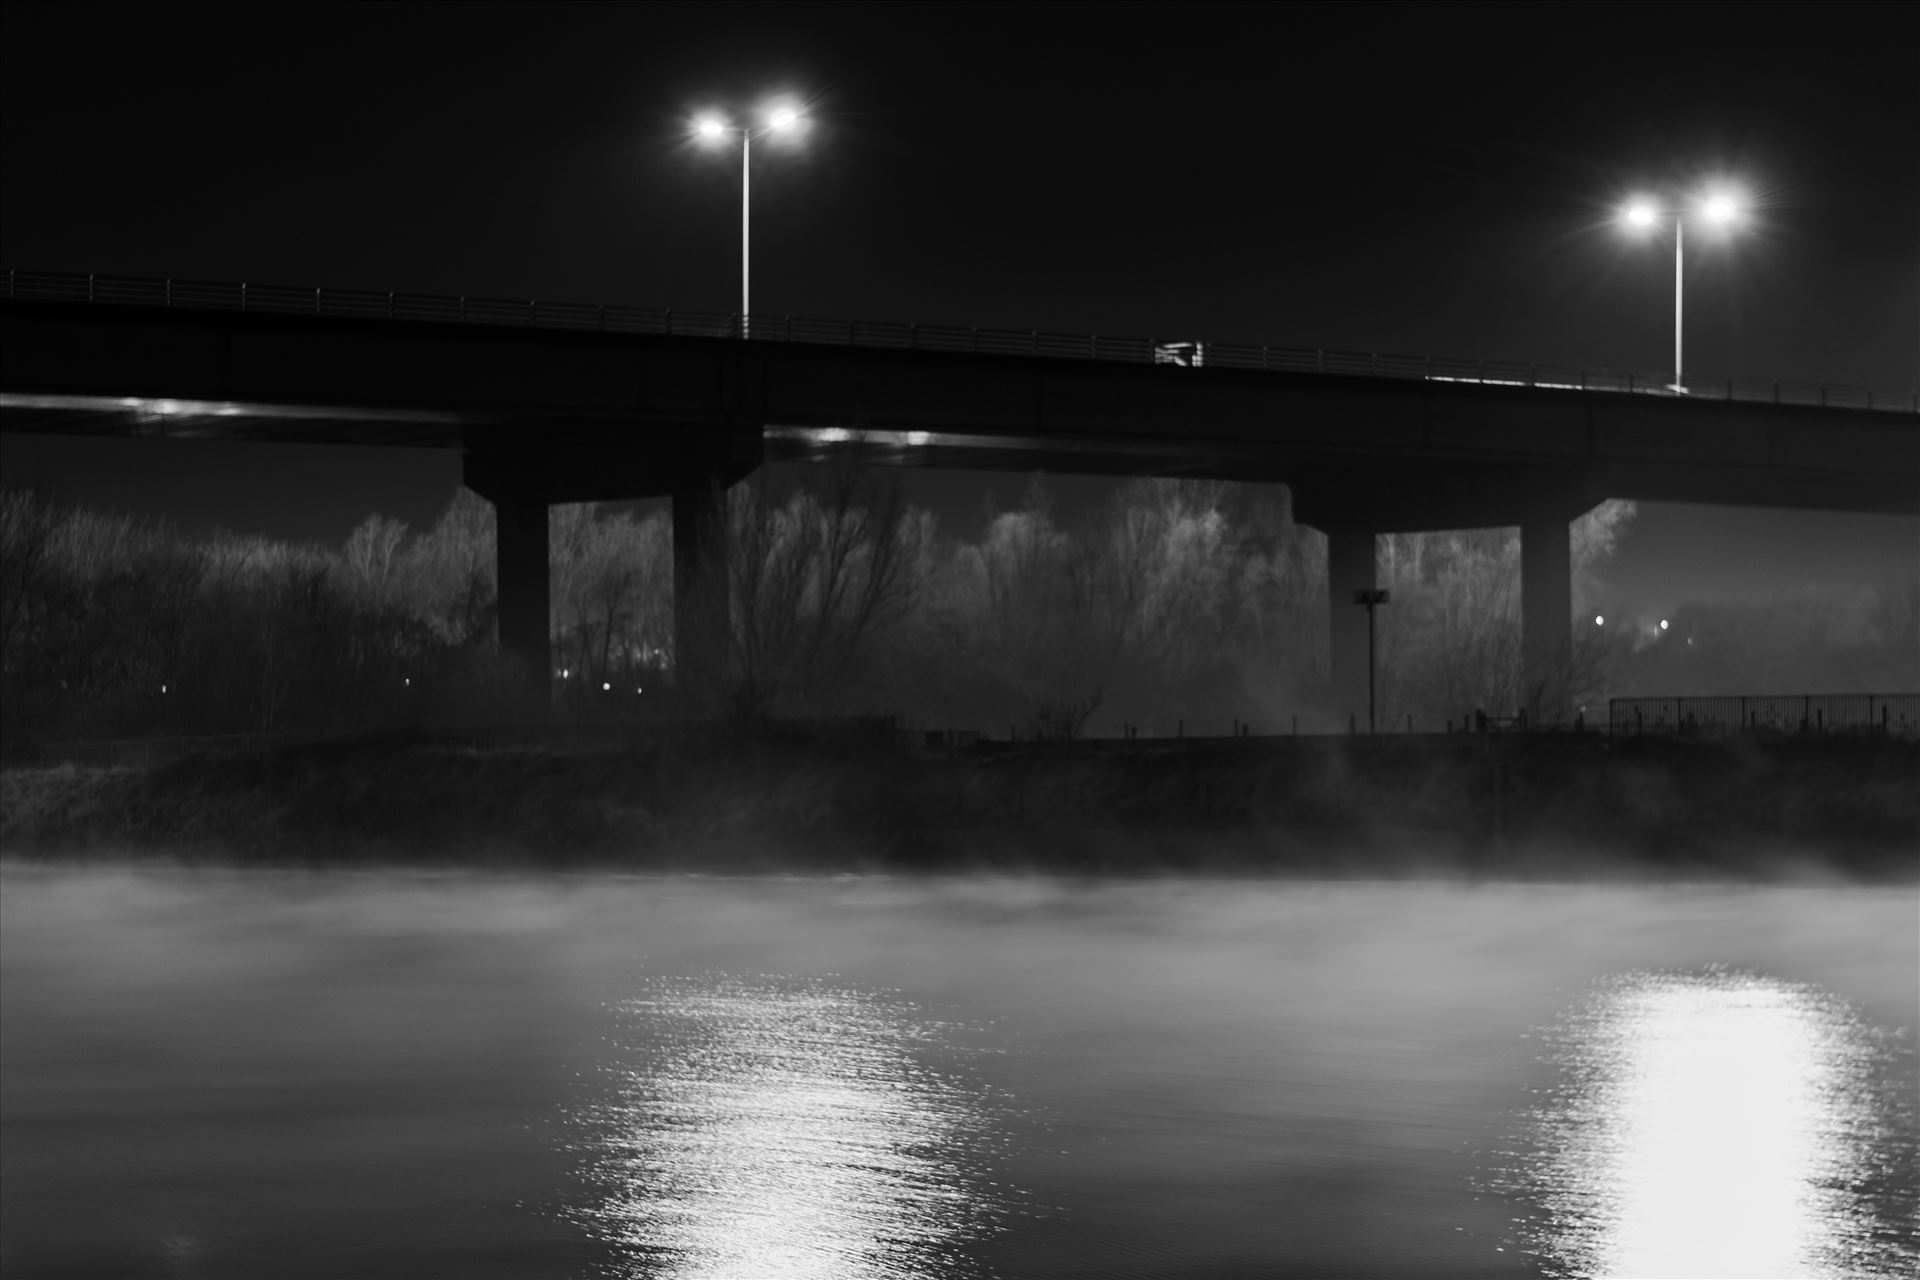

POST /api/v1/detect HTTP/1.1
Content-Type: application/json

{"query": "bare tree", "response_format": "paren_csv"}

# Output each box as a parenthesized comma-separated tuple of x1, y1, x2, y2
(726, 459, 919, 717)
(341, 513, 409, 604)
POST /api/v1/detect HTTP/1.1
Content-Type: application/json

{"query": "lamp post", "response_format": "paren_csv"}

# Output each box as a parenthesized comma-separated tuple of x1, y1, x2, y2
(1622, 190, 1743, 394)
(1352, 588, 1390, 734)
(695, 104, 803, 334)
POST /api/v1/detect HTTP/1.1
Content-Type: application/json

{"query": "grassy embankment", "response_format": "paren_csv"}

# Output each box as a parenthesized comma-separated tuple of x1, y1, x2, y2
(2, 729, 1915, 879)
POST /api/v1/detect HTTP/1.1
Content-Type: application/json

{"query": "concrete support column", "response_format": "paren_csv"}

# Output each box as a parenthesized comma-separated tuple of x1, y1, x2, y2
(1326, 529, 1376, 720)
(1520, 513, 1573, 722)
(673, 471, 731, 711)
(494, 498, 551, 701)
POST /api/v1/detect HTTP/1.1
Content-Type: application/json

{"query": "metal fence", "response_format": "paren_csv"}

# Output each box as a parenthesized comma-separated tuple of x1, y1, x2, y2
(8, 268, 1915, 414)
(1609, 694, 1920, 737)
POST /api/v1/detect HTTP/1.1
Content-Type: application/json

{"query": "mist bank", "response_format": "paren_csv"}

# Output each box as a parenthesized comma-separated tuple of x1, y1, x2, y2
(4, 730, 1914, 881)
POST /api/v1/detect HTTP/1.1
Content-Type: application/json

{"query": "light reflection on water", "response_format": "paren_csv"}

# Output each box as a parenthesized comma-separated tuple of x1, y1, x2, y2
(1510, 969, 1918, 1279)
(566, 975, 1012, 1280)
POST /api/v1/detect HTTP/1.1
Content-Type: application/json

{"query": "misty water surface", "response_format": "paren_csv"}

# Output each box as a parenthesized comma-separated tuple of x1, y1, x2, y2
(2, 866, 1915, 1279)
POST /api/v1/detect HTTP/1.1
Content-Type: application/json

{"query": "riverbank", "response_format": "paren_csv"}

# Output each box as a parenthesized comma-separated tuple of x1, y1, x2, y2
(2, 730, 1915, 879)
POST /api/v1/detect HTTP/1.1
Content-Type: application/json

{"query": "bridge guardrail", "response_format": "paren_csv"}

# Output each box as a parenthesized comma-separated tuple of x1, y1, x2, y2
(7, 268, 1916, 414)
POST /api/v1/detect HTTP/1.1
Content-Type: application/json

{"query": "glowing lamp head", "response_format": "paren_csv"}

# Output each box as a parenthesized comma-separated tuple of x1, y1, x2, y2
(768, 106, 800, 131)
(1595, 614, 1605, 627)
(1659, 619, 1670, 631)
(695, 116, 728, 141)
(1702, 193, 1740, 224)
(1625, 202, 1659, 228)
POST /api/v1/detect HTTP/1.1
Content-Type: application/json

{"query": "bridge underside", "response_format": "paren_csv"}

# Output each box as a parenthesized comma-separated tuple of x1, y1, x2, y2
(5, 297, 1916, 722)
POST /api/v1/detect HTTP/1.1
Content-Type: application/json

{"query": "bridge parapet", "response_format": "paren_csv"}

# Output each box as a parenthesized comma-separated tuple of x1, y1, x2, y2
(9, 268, 1914, 415)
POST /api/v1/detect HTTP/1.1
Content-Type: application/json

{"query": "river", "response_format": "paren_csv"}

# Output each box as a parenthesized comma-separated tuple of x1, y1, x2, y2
(2, 866, 1915, 1278)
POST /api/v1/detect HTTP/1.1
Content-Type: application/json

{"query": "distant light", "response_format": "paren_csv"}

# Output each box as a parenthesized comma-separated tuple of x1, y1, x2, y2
(1687, 637, 1695, 646)
(603, 681, 612, 691)
(1702, 193, 1740, 223)
(1595, 614, 1605, 626)
(1659, 619, 1669, 631)
(403, 677, 410, 687)
(636, 687, 644, 695)
(160, 684, 168, 694)
(1625, 202, 1659, 228)
(768, 106, 800, 130)
(695, 116, 728, 140)
(562, 667, 571, 678)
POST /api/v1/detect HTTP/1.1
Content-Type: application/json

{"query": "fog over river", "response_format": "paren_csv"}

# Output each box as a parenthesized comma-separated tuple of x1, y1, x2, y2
(2, 866, 1915, 1279)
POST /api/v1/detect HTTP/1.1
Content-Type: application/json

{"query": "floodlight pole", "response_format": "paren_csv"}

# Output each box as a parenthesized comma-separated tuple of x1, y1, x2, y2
(740, 127, 751, 333)
(1673, 215, 1684, 394)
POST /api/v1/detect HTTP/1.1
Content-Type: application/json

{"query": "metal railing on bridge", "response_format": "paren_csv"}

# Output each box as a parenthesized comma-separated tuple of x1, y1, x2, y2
(1609, 693, 1920, 737)
(8, 268, 1915, 415)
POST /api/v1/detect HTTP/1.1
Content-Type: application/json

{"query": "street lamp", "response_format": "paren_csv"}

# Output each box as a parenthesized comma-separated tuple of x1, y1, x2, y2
(1352, 588, 1390, 734)
(1621, 188, 1744, 394)
(693, 102, 806, 334)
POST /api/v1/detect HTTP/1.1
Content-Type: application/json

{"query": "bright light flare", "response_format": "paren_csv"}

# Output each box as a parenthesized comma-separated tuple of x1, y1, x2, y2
(1702, 192, 1741, 223)
(694, 115, 729, 141)
(1659, 619, 1669, 631)
(1594, 614, 1605, 626)
(1624, 201, 1659, 228)
(767, 106, 800, 130)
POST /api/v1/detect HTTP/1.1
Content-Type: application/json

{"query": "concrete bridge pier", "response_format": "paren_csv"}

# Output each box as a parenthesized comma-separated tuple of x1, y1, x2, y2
(671, 469, 733, 714)
(464, 428, 763, 714)
(1520, 509, 1574, 721)
(1326, 529, 1378, 724)
(1295, 466, 1596, 728)
(493, 498, 552, 696)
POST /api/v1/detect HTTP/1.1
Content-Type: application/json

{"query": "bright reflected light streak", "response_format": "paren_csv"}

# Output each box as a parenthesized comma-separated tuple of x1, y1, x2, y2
(0, 392, 464, 424)
(567, 975, 1011, 1279)
(1508, 971, 1912, 1279)
(765, 424, 1031, 453)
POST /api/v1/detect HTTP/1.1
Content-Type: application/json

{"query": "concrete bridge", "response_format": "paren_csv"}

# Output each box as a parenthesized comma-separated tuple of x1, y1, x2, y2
(4, 270, 1915, 718)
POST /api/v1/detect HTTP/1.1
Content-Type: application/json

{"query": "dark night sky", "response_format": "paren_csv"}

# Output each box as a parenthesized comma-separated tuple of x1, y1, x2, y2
(2, 0, 1916, 633)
